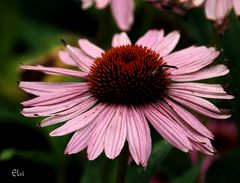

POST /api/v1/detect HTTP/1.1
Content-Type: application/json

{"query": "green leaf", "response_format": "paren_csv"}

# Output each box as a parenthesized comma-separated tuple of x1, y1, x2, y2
(125, 140, 172, 183)
(19, 151, 60, 169)
(170, 163, 200, 183)
(158, 148, 192, 179)
(0, 149, 15, 161)
(205, 150, 240, 183)
(0, 148, 64, 171)
(81, 156, 117, 183)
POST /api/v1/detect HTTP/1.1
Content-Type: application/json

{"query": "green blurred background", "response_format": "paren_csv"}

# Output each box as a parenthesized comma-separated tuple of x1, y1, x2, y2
(0, 0, 240, 182)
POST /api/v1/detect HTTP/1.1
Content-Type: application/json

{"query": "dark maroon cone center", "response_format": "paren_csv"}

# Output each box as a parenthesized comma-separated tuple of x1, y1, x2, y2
(88, 45, 170, 106)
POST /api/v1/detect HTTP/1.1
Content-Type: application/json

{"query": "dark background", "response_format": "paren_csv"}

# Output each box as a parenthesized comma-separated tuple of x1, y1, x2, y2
(0, 0, 240, 182)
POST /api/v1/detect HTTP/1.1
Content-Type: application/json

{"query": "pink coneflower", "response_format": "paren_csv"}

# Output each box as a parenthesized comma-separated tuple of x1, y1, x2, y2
(81, 0, 134, 31)
(20, 29, 233, 167)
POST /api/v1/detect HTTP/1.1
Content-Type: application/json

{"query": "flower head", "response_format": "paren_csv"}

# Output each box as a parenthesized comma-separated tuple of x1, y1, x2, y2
(81, 0, 134, 31)
(20, 29, 233, 167)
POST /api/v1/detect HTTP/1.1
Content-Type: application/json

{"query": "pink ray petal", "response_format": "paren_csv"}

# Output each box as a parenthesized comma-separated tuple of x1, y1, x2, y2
(205, 0, 232, 23)
(190, 139, 215, 155)
(168, 91, 231, 119)
(49, 103, 107, 136)
(158, 101, 213, 144)
(78, 39, 104, 58)
(21, 95, 89, 117)
(20, 82, 89, 96)
(21, 88, 86, 107)
(193, 0, 205, 6)
(66, 46, 93, 67)
(20, 82, 87, 91)
(81, 0, 94, 9)
(233, 0, 240, 16)
(112, 32, 131, 47)
(111, 0, 134, 31)
(153, 31, 180, 57)
(205, 0, 218, 20)
(95, 0, 111, 9)
(60, 46, 94, 72)
(216, 0, 232, 22)
(20, 65, 87, 78)
(65, 121, 97, 154)
(136, 107, 152, 166)
(40, 97, 96, 127)
(136, 29, 164, 49)
(143, 105, 192, 152)
(126, 106, 151, 167)
(104, 106, 127, 159)
(87, 105, 116, 160)
(47, 95, 94, 116)
(165, 99, 214, 139)
(59, 50, 77, 67)
(170, 64, 229, 82)
(165, 46, 219, 75)
(169, 90, 223, 113)
(169, 83, 234, 99)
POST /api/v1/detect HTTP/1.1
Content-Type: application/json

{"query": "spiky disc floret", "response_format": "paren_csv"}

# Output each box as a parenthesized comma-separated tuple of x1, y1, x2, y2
(88, 45, 170, 105)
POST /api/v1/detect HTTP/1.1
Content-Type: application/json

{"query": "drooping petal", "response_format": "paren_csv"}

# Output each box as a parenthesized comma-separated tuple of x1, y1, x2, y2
(126, 106, 151, 167)
(21, 95, 89, 117)
(65, 121, 97, 154)
(158, 101, 213, 147)
(193, 0, 205, 6)
(95, 0, 110, 9)
(20, 65, 87, 78)
(78, 39, 104, 58)
(190, 139, 215, 155)
(165, 46, 220, 75)
(49, 104, 107, 136)
(20, 82, 88, 96)
(60, 45, 94, 72)
(40, 97, 97, 127)
(205, 0, 232, 23)
(81, 0, 94, 9)
(205, 0, 218, 20)
(153, 31, 180, 57)
(164, 99, 214, 139)
(59, 50, 77, 67)
(111, 0, 134, 31)
(104, 106, 127, 159)
(168, 91, 231, 119)
(112, 32, 131, 47)
(136, 107, 152, 166)
(87, 106, 116, 160)
(233, 0, 240, 16)
(169, 83, 234, 99)
(215, 0, 232, 22)
(21, 88, 86, 107)
(170, 64, 229, 82)
(215, 0, 232, 21)
(136, 29, 164, 49)
(143, 105, 192, 153)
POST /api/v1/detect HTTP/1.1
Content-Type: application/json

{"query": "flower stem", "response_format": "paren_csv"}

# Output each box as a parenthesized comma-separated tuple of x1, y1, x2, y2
(115, 146, 129, 183)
